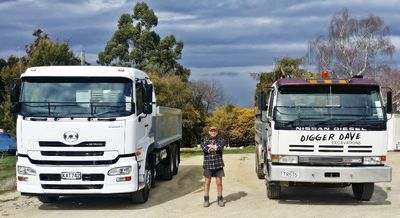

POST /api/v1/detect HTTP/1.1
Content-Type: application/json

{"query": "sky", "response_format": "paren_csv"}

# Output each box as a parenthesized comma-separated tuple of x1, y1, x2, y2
(1, 0, 400, 107)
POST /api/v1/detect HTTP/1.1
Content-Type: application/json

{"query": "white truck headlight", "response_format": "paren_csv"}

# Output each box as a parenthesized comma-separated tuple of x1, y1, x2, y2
(272, 155, 298, 164)
(108, 166, 132, 176)
(17, 166, 36, 176)
(363, 157, 381, 165)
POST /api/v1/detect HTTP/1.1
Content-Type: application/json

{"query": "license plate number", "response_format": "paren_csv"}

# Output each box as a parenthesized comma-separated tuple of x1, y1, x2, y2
(281, 170, 299, 178)
(61, 172, 81, 180)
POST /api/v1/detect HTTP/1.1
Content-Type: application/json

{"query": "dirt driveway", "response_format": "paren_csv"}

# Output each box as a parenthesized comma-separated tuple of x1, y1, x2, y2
(1, 153, 400, 218)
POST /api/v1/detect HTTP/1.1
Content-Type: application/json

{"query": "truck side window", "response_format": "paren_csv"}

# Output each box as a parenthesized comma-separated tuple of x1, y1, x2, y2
(267, 90, 275, 118)
(136, 82, 144, 115)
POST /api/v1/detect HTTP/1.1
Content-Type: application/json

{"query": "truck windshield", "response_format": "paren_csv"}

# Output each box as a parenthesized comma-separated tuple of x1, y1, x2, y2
(20, 77, 133, 118)
(274, 85, 385, 127)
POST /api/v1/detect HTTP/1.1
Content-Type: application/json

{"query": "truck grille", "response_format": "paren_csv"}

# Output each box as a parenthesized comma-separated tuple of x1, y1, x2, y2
(299, 156, 362, 166)
(41, 151, 104, 156)
(39, 174, 105, 181)
(39, 141, 106, 147)
(41, 184, 103, 190)
(289, 145, 314, 152)
(318, 145, 343, 153)
(289, 145, 373, 153)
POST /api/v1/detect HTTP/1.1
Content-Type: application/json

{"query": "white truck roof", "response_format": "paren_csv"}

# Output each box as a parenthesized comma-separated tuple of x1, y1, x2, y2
(21, 66, 149, 80)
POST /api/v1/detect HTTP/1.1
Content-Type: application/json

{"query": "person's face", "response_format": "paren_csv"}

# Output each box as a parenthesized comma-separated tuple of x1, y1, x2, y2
(209, 129, 218, 138)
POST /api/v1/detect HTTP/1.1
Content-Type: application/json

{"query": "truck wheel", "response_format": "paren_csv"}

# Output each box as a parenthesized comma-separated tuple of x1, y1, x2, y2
(255, 149, 265, 179)
(266, 181, 281, 199)
(173, 144, 179, 175)
(352, 183, 374, 201)
(159, 146, 173, 180)
(132, 168, 152, 203)
(37, 195, 59, 203)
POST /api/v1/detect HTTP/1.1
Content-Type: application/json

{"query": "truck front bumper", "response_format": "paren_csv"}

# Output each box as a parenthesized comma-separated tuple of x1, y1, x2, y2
(268, 164, 392, 183)
(16, 156, 139, 195)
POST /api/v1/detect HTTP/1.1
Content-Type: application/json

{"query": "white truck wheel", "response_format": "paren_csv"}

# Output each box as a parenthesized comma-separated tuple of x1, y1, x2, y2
(132, 168, 152, 203)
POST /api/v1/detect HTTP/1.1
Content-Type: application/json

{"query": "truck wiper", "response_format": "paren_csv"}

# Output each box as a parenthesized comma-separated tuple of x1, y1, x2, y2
(92, 110, 127, 117)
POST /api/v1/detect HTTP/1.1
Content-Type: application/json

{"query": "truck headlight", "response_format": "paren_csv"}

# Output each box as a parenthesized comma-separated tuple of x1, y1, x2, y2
(17, 166, 36, 176)
(108, 166, 132, 176)
(272, 155, 298, 164)
(363, 157, 381, 165)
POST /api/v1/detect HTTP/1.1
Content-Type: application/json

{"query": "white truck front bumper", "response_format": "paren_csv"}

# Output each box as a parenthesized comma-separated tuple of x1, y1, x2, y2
(268, 164, 392, 183)
(16, 156, 139, 195)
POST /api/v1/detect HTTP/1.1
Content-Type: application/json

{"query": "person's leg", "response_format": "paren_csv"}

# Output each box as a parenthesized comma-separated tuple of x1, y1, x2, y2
(216, 176, 223, 196)
(204, 176, 211, 195)
(204, 176, 211, 207)
(216, 176, 225, 207)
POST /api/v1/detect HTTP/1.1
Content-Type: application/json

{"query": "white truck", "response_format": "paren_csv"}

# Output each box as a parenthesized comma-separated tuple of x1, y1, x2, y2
(10, 66, 182, 203)
(255, 74, 392, 201)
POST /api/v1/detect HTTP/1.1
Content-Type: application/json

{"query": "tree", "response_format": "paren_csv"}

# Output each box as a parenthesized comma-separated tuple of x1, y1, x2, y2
(309, 8, 395, 78)
(0, 29, 79, 134)
(376, 67, 400, 112)
(205, 105, 256, 146)
(190, 79, 225, 113)
(149, 72, 204, 146)
(98, 2, 190, 81)
(252, 56, 316, 105)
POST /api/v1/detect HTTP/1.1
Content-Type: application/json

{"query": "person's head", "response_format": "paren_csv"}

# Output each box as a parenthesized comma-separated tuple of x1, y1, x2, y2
(208, 126, 218, 138)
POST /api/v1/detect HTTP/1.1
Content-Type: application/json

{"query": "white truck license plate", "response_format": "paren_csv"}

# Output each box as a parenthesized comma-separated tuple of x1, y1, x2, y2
(281, 170, 299, 178)
(61, 172, 82, 180)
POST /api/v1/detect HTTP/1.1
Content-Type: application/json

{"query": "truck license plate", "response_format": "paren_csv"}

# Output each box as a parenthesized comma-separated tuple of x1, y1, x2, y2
(281, 170, 299, 178)
(61, 172, 82, 180)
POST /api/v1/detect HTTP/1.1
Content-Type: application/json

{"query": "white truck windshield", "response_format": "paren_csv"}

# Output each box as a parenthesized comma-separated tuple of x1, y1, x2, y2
(20, 77, 133, 118)
(274, 86, 385, 126)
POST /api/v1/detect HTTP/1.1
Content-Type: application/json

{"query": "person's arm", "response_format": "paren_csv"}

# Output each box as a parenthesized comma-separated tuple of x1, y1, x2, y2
(215, 138, 224, 152)
(201, 139, 210, 153)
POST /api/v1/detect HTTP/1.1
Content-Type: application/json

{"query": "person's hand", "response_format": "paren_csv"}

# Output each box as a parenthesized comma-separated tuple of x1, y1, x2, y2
(207, 144, 216, 152)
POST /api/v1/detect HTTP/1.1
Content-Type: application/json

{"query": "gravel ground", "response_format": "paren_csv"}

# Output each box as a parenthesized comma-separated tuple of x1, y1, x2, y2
(1, 153, 400, 218)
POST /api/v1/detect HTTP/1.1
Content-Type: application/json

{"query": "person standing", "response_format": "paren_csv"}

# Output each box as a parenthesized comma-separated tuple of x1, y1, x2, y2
(201, 126, 225, 207)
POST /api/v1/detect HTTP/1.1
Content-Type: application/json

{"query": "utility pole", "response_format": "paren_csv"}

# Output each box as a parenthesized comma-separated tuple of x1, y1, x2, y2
(80, 50, 85, 66)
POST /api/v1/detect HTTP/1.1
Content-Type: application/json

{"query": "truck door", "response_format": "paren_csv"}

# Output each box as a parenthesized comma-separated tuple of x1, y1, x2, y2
(266, 89, 275, 148)
(135, 81, 148, 144)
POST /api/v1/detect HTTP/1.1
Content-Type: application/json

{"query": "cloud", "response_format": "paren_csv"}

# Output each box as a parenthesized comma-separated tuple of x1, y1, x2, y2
(1, 0, 400, 106)
(201, 72, 240, 77)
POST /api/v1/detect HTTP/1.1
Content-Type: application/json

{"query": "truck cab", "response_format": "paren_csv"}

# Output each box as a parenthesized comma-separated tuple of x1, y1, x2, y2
(11, 66, 182, 203)
(255, 75, 392, 201)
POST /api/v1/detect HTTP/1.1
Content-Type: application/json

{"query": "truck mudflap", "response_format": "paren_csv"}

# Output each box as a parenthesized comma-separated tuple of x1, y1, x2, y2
(267, 164, 392, 183)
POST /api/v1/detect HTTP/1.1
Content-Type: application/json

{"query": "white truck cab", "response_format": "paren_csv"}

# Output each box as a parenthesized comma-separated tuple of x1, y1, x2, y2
(11, 66, 182, 203)
(255, 75, 392, 201)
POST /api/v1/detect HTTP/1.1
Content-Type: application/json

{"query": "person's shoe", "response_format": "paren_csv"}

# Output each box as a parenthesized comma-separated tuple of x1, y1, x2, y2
(217, 196, 225, 207)
(203, 196, 210, 207)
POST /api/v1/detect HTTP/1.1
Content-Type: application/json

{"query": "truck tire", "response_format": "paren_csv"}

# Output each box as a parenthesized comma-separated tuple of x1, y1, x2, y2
(352, 183, 374, 201)
(132, 167, 152, 203)
(37, 195, 59, 203)
(255, 149, 265, 179)
(173, 144, 179, 175)
(159, 146, 174, 180)
(266, 181, 281, 199)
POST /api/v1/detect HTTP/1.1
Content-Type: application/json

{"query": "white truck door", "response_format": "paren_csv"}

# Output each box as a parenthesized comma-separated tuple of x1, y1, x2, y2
(135, 81, 147, 144)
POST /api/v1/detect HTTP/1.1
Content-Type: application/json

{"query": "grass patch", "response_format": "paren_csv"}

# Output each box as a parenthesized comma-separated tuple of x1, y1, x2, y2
(0, 156, 17, 192)
(181, 146, 255, 159)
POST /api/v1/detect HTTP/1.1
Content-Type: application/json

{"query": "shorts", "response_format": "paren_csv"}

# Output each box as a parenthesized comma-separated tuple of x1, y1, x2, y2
(203, 168, 225, 177)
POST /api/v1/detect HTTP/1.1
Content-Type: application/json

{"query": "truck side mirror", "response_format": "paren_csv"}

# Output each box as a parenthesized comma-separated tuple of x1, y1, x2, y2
(143, 83, 153, 104)
(143, 103, 153, 115)
(386, 91, 392, 114)
(258, 91, 267, 111)
(10, 79, 21, 103)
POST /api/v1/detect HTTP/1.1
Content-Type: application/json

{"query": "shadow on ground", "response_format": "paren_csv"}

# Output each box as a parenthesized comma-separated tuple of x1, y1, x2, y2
(277, 184, 390, 206)
(39, 165, 203, 210)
